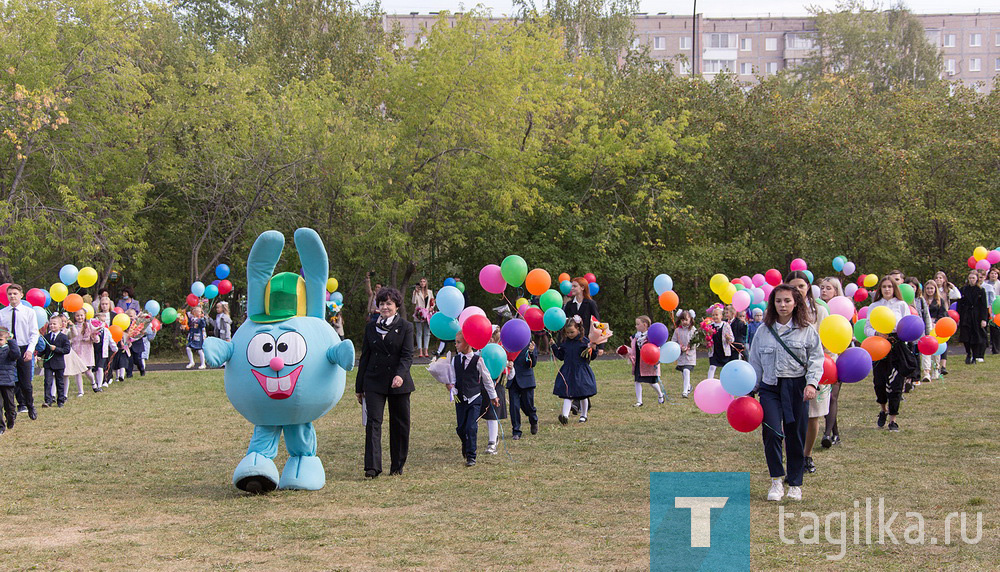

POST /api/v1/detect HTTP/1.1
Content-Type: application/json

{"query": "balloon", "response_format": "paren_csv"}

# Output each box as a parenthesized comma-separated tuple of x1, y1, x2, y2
(144, 300, 161, 317)
(853, 288, 869, 303)
(709, 274, 729, 295)
(186, 293, 200, 307)
(436, 286, 465, 319)
(659, 341, 681, 364)
(525, 307, 544, 331)
(113, 307, 124, 314)
(732, 290, 751, 312)
(751, 288, 765, 305)
(803, 270, 814, 284)
(326, 278, 339, 293)
(719, 360, 756, 397)
(761, 283, 774, 299)
(191, 281, 206, 297)
(500, 255, 528, 287)
(33, 306, 47, 329)
(461, 315, 492, 350)
(948, 309, 959, 323)
(993, 297, 1000, 315)
(935, 317, 957, 337)
(112, 312, 131, 331)
(820, 356, 838, 385)
(967, 255, 977, 269)
(458, 306, 487, 327)
(861, 336, 890, 361)
(62, 293, 83, 313)
(868, 306, 896, 334)
(720, 283, 737, 304)
(819, 314, 853, 354)
(515, 297, 529, 309)
(329, 292, 344, 305)
(896, 314, 924, 342)
(82, 303, 95, 320)
(558, 272, 570, 283)
(832, 257, 845, 272)
(658, 290, 679, 312)
(500, 319, 531, 352)
(976, 259, 991, 271)
(740, 276, 752, 289)
(764, 269, 782, 286)
(479, 264, 506, 294)
(204, 284, 219, 299)
(826, 296, 854, 320)
(727, 397, 764, 432)
(988, 250, 1000, 265)
(898, 283, 915, 304)
(862, 274, 877, 288)
(430, 313, 461, 340)
(844, 283, 858, 298)
(973, 246, 988, 261)
(842, 261, 856, 275)
(995, 314, 1000, 327)
(640, 343, 660, 365)
(109, 325, 124, 343)
(77, 266, 98, 288)
(218, 280, 233, 295)
(654, 274, 674, 295)
(25, 288, 45, 307)
(589, 282, 599, 296)
(479, 343, 507, 378)
(583, 272, 597, 284)
(647, 322, 669, 347)
(751, 273, 765, 287)
(693, 378, 734, 414)
(215, 264, 231, 280)
(58, 264, 79, 285)
(559, 280, 572, 295)
(160, 307, 178, 325)
(857, 306, 869, 320)
(150, 318, 162, 332)
(934, 342, 948, 356)
(524, 268, 551, 296)
(837, 347, 873, 383)
(543, 307, 567, 331)
(443, 277, 457, 287)
(917, 335, 939, 356)
(789, 258, 807, 271)
(455, 281, 465, 293)
(49, 283, 68, 303)
(853, 318, 868, 342)
(539, 289, 563, 312)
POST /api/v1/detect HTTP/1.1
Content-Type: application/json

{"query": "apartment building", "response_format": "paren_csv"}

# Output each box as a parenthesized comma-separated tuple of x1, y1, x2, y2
(386, 11, 1000, 92)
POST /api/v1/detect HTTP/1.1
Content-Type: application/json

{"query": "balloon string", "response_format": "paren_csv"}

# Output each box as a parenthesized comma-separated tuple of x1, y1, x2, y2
(762, 422, 784, 439)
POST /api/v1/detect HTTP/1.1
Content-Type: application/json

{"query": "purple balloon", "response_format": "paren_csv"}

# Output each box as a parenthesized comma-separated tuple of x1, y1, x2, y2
(500, 319, 531, 353)
(837, 347, 873, 383)
(896, 314, 924, 343)
(647, 322, 669, 347)
(211, 279, 221, 287)
(949, 302, 957, 311)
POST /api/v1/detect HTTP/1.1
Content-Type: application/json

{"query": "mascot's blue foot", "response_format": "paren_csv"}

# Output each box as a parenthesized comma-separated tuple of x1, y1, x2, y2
(278, 455, 326, 490)
(233, 452, 279, 494)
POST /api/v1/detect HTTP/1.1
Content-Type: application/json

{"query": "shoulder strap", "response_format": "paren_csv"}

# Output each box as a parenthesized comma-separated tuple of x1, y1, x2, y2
(765, 323, 808, 369)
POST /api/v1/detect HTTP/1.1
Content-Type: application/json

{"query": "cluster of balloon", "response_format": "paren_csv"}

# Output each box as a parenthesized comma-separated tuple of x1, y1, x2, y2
(479, 255, 574, 333)
(653, 273, 679, 312)
(325, 277, 343, 315)
(708, 271, 769, 315)
(638, 321, 682, 366)
(831, 255, 857, 277)
(442, 277, 465, 293)
(691, 361, 764, 432)
(968, 246, 1000, 271)
(188, 264, 234, 307)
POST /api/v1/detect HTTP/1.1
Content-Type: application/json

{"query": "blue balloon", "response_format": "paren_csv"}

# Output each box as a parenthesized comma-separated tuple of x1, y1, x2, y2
(803, 269, 814, 284)
(934, 342, 948, 356)
(659, 341, 681, 364)
(204, 284, 220, 299)
(215, 264, 231, 280)
(436, 286, 465, 319)
(832, 257, 845, 272)
(589, 282, 599, 296)
(144, 300, 161, 317)
(429, 312, 460, 341)
(543, 307, 567, 331)
(647, 322, 669, 347)
(443, 277, 457, 287)
(59, 264, 79, 285)
(41, 289, 51, 308)
(719, 360, 756, 397)
(329, 292, 344, 305)
(653, 274, 673, 295)
(481, 343, 508, 379)
(33, 306, 48, 329)
(191, 281, 206, 297)
(559, 280, 572, 295)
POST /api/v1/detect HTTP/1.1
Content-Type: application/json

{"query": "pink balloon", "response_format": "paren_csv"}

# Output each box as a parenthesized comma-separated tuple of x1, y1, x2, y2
(740, 275, 752, 289)
(845, 283, 858, 298)
(752, 288, 765, 304)
(517, 304, 529, 316)
(458, 306, 487, 327)
(732, 290, 751, 312)
(751, 273, 765, 287)
(828, 296, 855, 320)
(479, 264, 506, 294)
(790, 258, 807, 271)
(988, 250, 1000, 265)
(976, 259, 991, 271)
(858, 306, 869, 320)
(761, 283, 774, 299)
(693, 378, 734, 414)
(842, 261, 856, 276)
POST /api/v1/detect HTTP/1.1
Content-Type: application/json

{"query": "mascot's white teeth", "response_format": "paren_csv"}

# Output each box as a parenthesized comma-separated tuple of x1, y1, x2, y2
(251, 366, 303, 400)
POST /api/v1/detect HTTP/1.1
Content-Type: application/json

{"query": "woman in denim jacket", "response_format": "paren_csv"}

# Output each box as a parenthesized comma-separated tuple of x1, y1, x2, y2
(748, 284, 824, 502)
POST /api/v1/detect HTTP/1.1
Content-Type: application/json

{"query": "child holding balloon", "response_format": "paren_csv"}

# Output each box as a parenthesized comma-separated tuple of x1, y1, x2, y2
(481, 327, 507, 455)
(818, 277, 845, 449)
(552, 316, 604, 423)
(864, 276, 917, 432)
(92, 297, 115, 389)
(626, 316, 665, 406)
(706, 305, 735, 379)
(67, 310, 98, 397)
(186, 306, 207, 369)
(671, 310, 698, 397)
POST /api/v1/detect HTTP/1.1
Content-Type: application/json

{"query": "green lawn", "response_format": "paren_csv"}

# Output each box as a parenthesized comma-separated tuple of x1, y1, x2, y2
(1, 355, 997, 570)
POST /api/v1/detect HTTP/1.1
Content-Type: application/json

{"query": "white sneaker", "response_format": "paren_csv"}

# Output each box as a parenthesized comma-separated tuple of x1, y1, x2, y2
(767, 480, 784, 501)
(185, 363, 194, 369)
(198, 364, 206, 370)
(787, 486, 802, 501)
(101, 382, 109, 388)
(486, 442, 497, 455)
(632, 402, 643, 407)
(77, 392, 84, 397)
(976, 358, 985, 363)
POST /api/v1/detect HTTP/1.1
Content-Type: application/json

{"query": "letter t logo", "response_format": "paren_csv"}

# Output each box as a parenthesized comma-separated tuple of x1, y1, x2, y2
(675, 497, 729, 547)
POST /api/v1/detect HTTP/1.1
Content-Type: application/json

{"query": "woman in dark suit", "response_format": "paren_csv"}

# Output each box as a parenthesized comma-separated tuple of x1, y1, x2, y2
(356, 287, 414, 478)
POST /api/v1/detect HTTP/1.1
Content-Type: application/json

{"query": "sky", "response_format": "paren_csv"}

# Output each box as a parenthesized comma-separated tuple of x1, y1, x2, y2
(379, 0, 991, 17)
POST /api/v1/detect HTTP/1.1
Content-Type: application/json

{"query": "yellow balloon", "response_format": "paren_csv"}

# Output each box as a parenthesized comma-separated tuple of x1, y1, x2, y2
(869, 306, 897, 334)
(973, 246, 988, 261)
(50, 282, 68, 303)
(78, 266, 98, 288)
(83, 303, 95, 320)
(710, 274, 729, 295)
(720, 283, 737, 304)
(515, 297, 529, 309)
(819, 314, 852, 354)
(326, 277, 339, 293)
(862, 274, 878, 288)
(112, 312, 131, 331)
(935, 335, 950, 344)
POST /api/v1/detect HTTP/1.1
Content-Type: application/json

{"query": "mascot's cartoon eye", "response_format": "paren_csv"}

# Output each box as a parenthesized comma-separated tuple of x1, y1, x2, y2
(275, 331, 307, 365)
(248, 332, 277, 368)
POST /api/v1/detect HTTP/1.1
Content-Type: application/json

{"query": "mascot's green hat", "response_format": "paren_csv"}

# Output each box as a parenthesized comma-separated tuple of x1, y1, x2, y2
(250, 272, 307, 323)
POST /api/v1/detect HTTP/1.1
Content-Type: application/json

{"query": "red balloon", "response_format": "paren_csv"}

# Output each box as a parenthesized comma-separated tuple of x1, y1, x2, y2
(764, 269, 782, 286)
(505, 350, 519, 361)
(150, 318, 162, 332)
(461, 314, 492, 350)
(0, 282, 10, 306)
(853, 288, 868, 303)
(524, 307, 544, 331)
(917, 335, 939, 356)
(113, 307, 124, 314)
(730, 278, 742, 285)
(186, 293, 200, 307)
(948, 309, 960, 323)
(640, 343, 660, 365)
(820, 356, 837, 385)
(727, 396, 764, 432)
(25, 288, 46, 307)
(218, 279, 233, 295)
(583, 272, 597, 284)
(968, 255, 977, 269)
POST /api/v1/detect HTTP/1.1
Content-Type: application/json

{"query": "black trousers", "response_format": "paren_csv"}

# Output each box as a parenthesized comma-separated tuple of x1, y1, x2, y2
(13, 346, 33, 410)
(508, 385, 537, 436)
(990, 323, 1000, 354)
(0, 385, 16, 428)
(759, 377, 809, 487)
(455, 396, 482, 461)
(44, 367, 66, 405)
(872, 357, 904, 416)
(364, 391, 411, 475)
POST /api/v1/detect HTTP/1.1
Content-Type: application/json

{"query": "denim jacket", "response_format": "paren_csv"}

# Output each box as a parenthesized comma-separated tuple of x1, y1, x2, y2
(748, 320, 824, 390)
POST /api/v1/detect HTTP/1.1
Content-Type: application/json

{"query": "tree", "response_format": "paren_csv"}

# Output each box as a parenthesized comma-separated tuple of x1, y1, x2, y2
(514, 0, 639, 69)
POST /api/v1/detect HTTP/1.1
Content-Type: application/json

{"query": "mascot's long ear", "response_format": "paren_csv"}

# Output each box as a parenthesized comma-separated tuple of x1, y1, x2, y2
(294, 228, 328, 319)
(246, 231, 285, 319)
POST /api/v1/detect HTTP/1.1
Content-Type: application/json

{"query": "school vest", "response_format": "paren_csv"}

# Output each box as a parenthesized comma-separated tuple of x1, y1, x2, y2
(453, 355, 482, 400)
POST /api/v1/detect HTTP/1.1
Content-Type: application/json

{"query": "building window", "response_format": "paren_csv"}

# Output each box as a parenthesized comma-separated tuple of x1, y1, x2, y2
(943, 34, 956, 47)
(703, 59, 735, 73)
(739, 62, 753, 75)
(785, 34, 814, 50)
(705, 33, 736, 49)
(969, 58, 981, 71)
(945, 59, 956, 74)
(995, 32, 1000, 46)
(969, 33, 981, 47)
(765, 38, 778, 51)
(995, 57, 1000, 71)
(654, 36, 666, 50)
(679, 36, 692, 50)
(677, 60, 690, 75)
(766, 61, 778, 75)
(740, 37, 751, 51)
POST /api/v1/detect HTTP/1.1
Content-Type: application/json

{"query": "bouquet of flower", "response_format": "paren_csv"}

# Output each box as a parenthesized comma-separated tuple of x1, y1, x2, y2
(698, 318, 716, 350)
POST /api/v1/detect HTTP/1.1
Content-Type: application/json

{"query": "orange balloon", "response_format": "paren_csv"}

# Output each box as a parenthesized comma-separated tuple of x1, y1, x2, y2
(525, 268, 552, 297)
(994, 315, 1000, 327)
(63, 293, 84, 313)
(658, 290, 679, 312)
(935, 317, 957, 338)
(109, 325, 124, 343)
(861, 336, 891, 361)
(557, 272, 570, 283)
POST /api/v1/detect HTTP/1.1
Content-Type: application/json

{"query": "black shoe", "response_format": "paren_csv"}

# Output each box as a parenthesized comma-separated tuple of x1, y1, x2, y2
(941, 367, 948, 376)
(888, 421, 899, 432)
(804, 456, 816, 473)
(903, 380, 913, 393)
(5, 416, 13, 429)
(17, 406, 27, 414)
(57, 402, 64, 408)
(831, 434, 841, 445)
(570, 406, 579, 416)
(28, 407, 37, 420)
(558, 415, 568, 425)
(364, 470, 378, 479)
(42, 402, 51, 408)
(465, 458, 476, 467)
(530, 421, 538, 435)
(877, 411, 887, 428)
(512, 433, 521, 440)
(965, 356, 973, 364)
(0, 426, 5, 435)
(389, 470, 402, 476)
(821, 435, 833, 449)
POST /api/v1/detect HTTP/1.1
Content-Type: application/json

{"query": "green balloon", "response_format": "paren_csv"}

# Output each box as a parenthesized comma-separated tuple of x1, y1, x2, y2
(455, 281, 465, 293)
(161, 307, 178, 325)
(898, 283, 915, 305)
(539, 289, 563, 311)
(854, 318, 868, 342)
(816, 299, 829, 312)
(993, 298, 1000, 315)
(735, 284, 746, 291)
(500, 255, 528, 287)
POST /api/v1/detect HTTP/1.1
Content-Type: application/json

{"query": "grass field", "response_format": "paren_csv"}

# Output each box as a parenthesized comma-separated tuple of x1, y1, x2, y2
(1, 354, 997, 570)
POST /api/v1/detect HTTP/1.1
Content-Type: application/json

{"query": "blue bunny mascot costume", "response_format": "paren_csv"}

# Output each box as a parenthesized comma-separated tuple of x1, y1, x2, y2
(204, 228, 355, 493)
